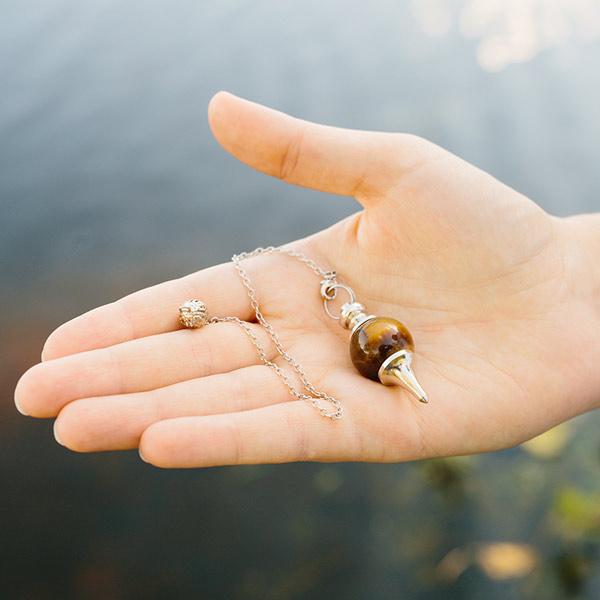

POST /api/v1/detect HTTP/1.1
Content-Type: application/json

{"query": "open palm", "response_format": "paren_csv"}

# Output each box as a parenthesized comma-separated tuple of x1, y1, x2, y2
(15, 92, 600, 467)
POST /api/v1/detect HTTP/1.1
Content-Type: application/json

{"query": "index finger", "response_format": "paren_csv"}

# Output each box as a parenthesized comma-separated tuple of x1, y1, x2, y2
(42, 262, 252, 361)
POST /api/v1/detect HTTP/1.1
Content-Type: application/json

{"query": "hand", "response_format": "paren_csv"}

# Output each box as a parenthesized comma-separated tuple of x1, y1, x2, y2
(14, 92, 600, 467)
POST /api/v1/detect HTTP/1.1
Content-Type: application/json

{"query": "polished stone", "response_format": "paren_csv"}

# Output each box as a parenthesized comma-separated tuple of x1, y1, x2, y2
(350, 317, 414, 381)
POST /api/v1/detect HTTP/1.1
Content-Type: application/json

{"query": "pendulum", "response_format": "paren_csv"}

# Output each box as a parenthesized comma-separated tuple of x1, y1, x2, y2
(322, 282, 428, 403)
(177, 246, 427, 421)
(349, 307, 427, 403)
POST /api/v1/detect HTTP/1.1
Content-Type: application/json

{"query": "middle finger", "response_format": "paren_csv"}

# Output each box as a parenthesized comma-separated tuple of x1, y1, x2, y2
(15, 321, 274, 418)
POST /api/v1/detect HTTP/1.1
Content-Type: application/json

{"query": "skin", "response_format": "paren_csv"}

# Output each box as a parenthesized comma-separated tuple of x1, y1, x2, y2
(14, 91, 600, 468)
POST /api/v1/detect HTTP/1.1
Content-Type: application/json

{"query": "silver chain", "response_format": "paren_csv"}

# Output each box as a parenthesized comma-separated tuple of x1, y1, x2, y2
(209, 246, 343, 419)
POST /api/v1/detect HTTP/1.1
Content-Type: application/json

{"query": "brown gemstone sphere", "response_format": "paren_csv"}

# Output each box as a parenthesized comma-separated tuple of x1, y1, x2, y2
(350, 317, 414, 381)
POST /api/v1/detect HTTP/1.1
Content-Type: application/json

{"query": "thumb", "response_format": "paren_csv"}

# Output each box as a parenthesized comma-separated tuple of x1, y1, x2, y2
(207, 91, 432, 206)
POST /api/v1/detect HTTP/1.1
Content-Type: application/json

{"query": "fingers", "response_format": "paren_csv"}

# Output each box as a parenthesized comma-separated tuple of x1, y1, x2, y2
(208, 91, 436, 204)
(138, 401, 359, 468)
(16, 321, 271, 418)
(42, 261, 250, 361)
(53, 365, 288, 452)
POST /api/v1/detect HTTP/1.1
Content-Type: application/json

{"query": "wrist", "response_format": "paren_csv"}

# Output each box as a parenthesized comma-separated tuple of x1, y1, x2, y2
(563, 212, 600, 307)
(559, 213, 600, 410)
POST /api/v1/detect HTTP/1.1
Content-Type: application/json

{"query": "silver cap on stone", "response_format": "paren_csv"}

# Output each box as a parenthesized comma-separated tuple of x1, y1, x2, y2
(339, 302, 375, 332)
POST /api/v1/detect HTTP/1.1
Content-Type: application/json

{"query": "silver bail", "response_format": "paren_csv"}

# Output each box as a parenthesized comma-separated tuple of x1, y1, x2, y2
(378, 350, 428, 403)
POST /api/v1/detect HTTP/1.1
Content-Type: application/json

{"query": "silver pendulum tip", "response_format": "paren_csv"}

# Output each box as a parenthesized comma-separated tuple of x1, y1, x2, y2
(378, 350, 429, 403)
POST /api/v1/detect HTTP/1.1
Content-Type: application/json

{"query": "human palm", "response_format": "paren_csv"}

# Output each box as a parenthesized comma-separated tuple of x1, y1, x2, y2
(15, 92, 600, 467)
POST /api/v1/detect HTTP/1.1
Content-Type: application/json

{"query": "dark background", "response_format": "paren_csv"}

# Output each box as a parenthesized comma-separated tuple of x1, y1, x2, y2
(2, 2, 600, 598)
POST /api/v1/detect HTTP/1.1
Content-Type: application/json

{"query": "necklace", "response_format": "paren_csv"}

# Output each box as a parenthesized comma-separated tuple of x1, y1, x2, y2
(178, 246, 428, 419)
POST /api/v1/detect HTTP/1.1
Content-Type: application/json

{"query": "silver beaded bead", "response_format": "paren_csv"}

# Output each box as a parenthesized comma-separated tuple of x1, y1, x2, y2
(178, 299, 209, 328)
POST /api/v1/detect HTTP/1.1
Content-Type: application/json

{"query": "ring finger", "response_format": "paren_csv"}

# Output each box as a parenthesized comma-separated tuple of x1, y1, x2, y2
(53, 364, 290, 452)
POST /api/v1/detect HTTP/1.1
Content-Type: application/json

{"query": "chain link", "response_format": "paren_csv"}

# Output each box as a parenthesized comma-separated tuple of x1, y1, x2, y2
(209, 246, 343, 419)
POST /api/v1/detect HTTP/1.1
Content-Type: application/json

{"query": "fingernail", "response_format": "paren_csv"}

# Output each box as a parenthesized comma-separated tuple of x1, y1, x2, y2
(139, 448, 148, 463)
(14, 396, 28, 416)
(53, 420, 65, 447)
(41, 336, 52, 361)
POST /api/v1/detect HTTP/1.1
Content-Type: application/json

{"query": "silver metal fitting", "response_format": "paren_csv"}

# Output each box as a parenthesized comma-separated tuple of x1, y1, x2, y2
(339, 302, 375, 332)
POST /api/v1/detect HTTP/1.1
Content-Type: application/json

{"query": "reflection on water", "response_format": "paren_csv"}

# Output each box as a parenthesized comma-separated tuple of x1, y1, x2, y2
(412, 0, 600, 71)
(1, 1, 600, 598)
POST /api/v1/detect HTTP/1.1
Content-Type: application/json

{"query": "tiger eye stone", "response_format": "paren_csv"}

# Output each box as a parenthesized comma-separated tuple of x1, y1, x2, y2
(350, 317, 414, 381)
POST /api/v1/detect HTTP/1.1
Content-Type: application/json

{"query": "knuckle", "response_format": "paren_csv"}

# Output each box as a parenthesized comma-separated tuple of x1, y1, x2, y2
(396, 133, 445, 162)
(228, 370, 253, 411)
(279, 122, 306, 182)
(226, 415, 245, 464)
(286, 408, 314, 461)
(187, 329, 216, 377)
(114, 298, 138, 340)
(394, 132, 429, 150)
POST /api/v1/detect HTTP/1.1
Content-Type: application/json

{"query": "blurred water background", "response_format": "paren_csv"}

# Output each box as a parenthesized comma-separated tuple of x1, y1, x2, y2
(2, 1, 600, 598)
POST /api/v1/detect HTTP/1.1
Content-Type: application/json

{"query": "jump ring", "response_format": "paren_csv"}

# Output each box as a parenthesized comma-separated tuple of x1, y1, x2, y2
(322, 284, 356, 320)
